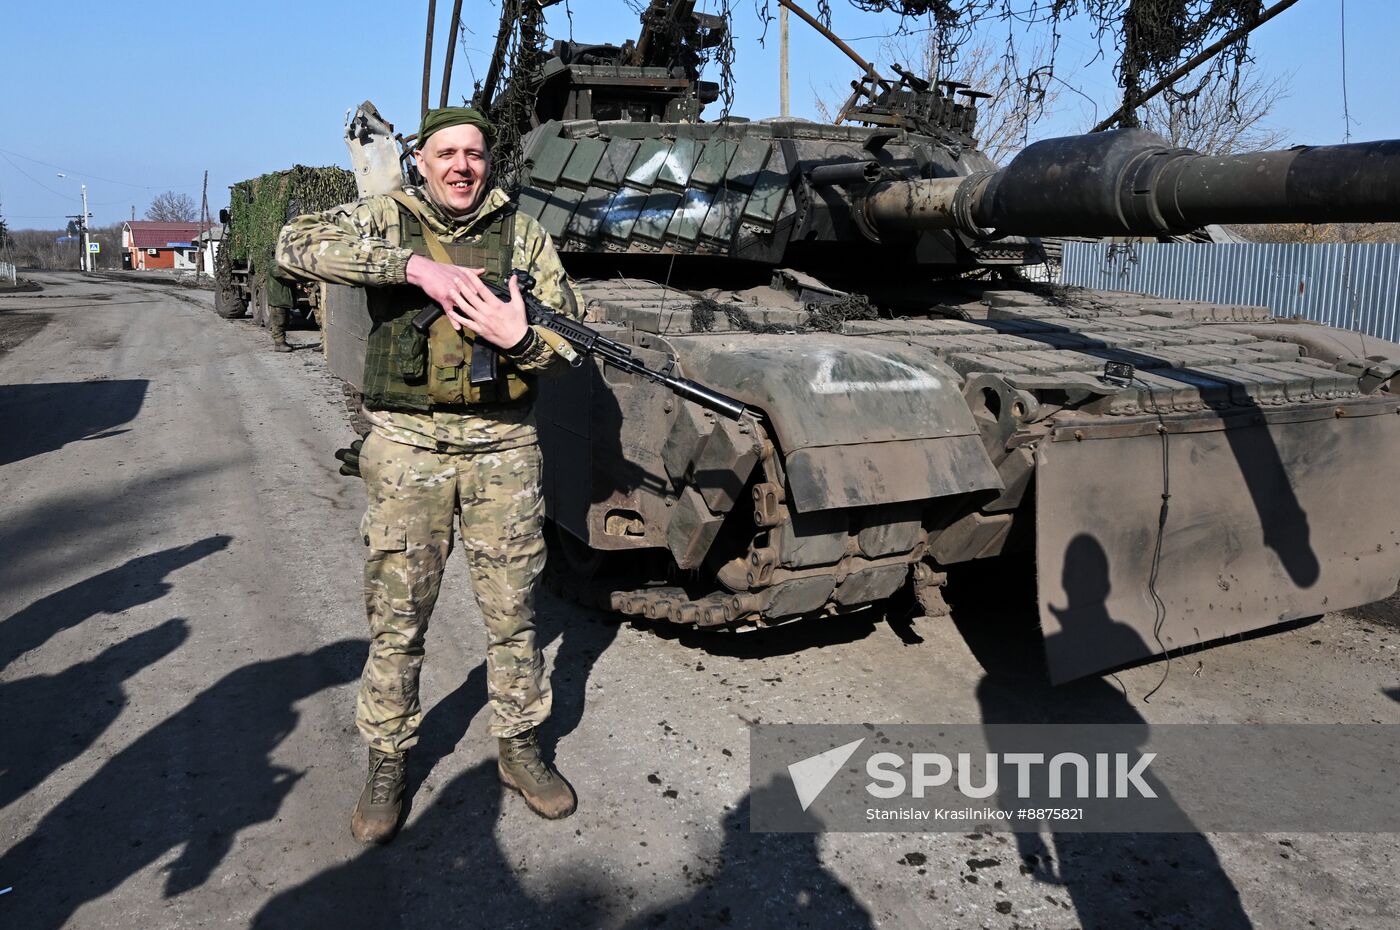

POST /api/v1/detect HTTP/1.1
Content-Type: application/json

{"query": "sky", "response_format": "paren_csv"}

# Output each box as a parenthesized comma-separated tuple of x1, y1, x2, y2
(1, 0, 1396, 229)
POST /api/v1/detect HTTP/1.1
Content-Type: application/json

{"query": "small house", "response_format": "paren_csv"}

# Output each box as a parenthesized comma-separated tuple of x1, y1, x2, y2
(122, 221, 213, 270)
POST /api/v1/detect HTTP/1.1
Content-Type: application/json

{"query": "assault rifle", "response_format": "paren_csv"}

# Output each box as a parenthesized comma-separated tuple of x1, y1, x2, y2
(411, 270, 747, 420)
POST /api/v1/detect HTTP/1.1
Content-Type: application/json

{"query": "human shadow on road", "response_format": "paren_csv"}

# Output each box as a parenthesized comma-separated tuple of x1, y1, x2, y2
(0, 536, 231, 670)
(951, 555, 1254, 930)
(254, 771, 871, 930)
(0, 640, 361, 930)
(252, 760, 608, 930)
(0, 379, 149, 467)
(618, 778, 876, 930)
(0, 617, 189, 811)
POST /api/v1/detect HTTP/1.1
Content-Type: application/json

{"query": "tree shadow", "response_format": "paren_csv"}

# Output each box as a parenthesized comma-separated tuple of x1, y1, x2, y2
(0, 379, 149, 467)
(0, 617, 189, 811)
(0, 640, 362, 930)
(0, 461, 236, 593)
(951, 553, 1254, 930)
(0, 536, 231, 670)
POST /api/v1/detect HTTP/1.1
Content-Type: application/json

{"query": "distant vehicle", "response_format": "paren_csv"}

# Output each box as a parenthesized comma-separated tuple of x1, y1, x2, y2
(214, 166, 358, 327)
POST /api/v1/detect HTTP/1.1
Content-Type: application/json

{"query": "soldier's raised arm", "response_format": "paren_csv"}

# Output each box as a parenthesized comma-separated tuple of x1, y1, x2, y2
(276, 196, 412, 288)
(513, 214, 584, 321)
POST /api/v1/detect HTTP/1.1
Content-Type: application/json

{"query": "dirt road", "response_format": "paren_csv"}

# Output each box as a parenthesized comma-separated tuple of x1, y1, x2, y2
(1, 271, 1396, 929)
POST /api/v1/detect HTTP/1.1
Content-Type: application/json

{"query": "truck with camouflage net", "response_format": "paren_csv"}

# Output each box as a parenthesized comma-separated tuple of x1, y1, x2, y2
(214, 166, 359, 327)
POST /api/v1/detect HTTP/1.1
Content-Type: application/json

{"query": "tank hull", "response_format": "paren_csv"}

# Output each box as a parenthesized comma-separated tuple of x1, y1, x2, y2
(535, 276, 1400, 679)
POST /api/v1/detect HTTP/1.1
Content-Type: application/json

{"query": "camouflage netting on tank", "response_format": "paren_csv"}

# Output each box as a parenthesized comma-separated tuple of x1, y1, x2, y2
(690, 294, 878, 334)
(790, 0, 1264, 129)
(480, 1, 554, 187)
(222, 166, 358, 289)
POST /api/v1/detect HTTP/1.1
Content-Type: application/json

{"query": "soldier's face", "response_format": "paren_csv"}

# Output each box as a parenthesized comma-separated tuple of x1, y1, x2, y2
(414, 124, 491, 216)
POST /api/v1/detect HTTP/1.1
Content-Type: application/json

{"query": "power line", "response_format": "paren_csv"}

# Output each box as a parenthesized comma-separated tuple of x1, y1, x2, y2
(1339, 0, 1352, 142)
(0, 152, 73, 200)
(0, 146, 202, 191)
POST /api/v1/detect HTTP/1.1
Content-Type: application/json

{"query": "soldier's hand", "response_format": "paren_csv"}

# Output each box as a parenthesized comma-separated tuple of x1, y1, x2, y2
(334, 438, 364, 479)
(447, 270, 529, 349)
(405, 255, 489, 328)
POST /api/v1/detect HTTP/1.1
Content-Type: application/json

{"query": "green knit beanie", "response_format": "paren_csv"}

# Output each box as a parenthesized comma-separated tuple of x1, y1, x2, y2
(417, 106, 497, 150)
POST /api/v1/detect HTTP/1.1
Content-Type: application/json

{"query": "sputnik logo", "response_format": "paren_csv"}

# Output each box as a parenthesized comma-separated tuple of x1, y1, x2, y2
(787, 738, 866, 811)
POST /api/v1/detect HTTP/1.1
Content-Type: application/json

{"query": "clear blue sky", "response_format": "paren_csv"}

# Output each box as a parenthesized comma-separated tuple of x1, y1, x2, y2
(2, 0, 1395, 229)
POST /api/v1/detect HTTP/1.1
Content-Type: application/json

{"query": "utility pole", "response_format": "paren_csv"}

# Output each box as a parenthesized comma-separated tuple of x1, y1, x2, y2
(80, 183, 90, 273)
(199, 170, 211, 276)
(779, 5, 790, 117)
(59, 173, 91, 272)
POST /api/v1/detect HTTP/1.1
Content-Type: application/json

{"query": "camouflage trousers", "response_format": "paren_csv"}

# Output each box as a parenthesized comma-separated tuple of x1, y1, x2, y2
(355, 429, 551, 752)
(268, 305, 287, 343)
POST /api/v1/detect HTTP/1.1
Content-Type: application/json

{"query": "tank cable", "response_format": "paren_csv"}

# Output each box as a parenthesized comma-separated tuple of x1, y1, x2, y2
(1138, 381, 1174, 703)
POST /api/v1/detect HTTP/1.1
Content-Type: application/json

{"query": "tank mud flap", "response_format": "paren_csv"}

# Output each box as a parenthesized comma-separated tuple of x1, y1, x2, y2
(1036, 408, 1400, 683)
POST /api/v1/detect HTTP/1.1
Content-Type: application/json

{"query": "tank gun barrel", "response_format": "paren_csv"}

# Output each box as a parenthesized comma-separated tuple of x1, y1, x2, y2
(860, 129, 1400, 240)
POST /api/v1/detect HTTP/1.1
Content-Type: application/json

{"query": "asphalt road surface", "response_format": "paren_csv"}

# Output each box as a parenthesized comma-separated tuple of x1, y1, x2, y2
(2, 271, 1397, 929)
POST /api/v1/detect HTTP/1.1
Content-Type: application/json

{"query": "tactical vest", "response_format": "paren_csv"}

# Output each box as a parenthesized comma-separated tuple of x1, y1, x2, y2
(360, 198, 532, 413)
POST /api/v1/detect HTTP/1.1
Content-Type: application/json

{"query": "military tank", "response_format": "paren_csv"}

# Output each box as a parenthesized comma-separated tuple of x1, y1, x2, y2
(335, 0, 1400, 681)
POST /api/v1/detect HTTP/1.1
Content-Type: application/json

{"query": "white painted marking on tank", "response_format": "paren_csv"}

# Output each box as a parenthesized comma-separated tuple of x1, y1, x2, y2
(633, 149, 669, 181)
(809, 350, 941, 394)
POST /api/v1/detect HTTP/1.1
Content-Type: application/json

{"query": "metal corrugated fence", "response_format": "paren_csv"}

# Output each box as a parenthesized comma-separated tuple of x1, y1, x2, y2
(1061, 241, 1400, 342)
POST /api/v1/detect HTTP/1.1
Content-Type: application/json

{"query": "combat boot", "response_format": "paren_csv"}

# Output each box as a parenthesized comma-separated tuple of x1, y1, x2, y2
(498, 728, 577, 819)
(272, 336, 293, 353)
(350, 749, 407, 844)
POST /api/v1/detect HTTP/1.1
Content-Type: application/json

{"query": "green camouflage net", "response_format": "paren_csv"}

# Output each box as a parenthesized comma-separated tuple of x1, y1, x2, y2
(223, 165, 358, 287)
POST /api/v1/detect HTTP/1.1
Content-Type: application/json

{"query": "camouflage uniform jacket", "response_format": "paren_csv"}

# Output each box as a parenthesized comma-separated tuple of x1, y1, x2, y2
(277, 185, 584, 452)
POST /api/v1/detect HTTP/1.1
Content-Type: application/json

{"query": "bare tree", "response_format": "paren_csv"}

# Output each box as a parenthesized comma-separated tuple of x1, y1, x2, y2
(145, 191, 197, 222)
(1236, 221, 1400, 245)
(1140, 62, 1289, 155)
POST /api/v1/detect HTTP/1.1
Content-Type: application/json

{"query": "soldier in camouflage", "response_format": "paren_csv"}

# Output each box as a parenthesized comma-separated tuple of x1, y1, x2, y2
(277, 106, 583, 844)
(266, 274, 295, 352)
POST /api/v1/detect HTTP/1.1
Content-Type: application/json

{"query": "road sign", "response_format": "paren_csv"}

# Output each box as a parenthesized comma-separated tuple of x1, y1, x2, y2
(88, 242, 101, 254)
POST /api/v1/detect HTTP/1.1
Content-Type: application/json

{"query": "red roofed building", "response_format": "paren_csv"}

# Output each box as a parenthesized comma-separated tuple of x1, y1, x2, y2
(122, 221, 214, 270)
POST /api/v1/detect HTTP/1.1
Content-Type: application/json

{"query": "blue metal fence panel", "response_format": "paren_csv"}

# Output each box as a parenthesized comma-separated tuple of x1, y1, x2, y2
(1061, 242, 1400, 342)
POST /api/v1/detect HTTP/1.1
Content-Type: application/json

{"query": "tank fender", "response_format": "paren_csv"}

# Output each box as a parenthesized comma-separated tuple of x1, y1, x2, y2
(667, 334, 1004, 512)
